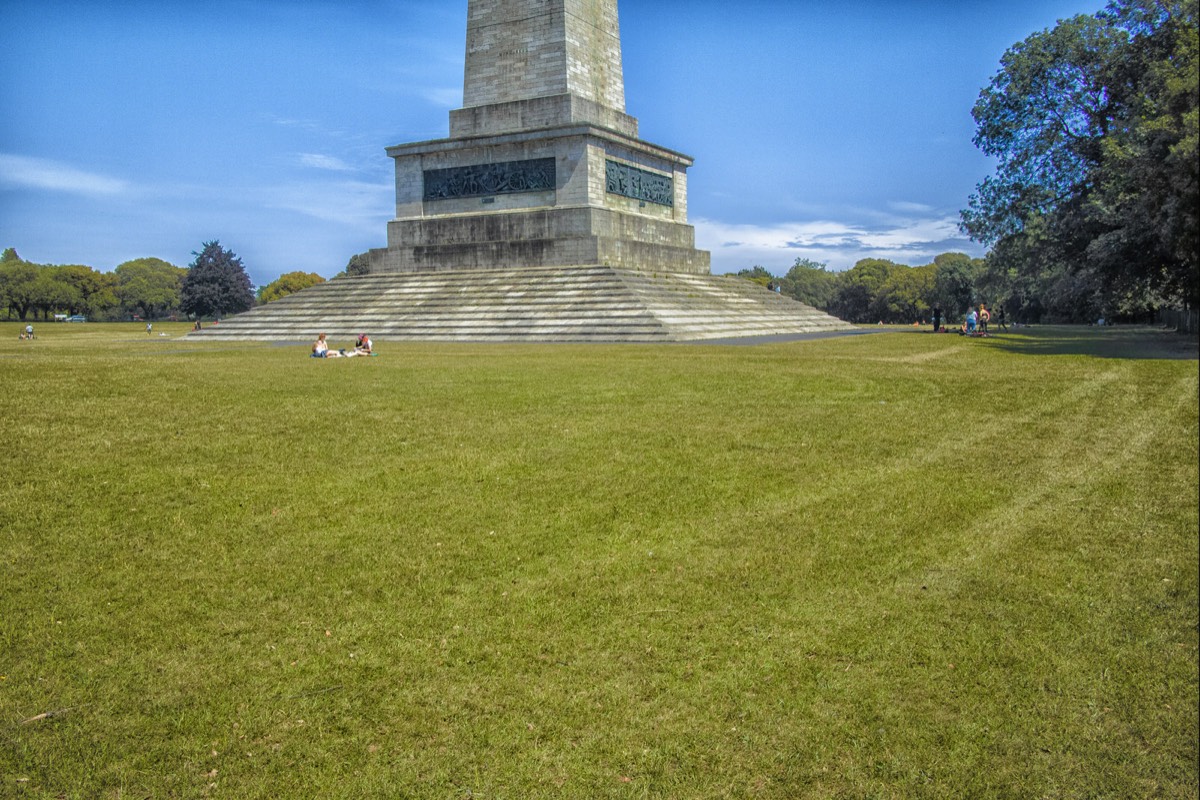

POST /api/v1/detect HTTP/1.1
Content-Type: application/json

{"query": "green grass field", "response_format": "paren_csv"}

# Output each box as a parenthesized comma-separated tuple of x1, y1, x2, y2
(2, 322, 1196, 799)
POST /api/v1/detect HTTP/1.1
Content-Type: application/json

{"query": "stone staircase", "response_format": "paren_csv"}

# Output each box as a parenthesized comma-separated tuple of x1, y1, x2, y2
(187, 265, 855, 343)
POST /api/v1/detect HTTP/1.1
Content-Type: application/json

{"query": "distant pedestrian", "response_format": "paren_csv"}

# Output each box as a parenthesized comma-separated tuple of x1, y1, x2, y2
(979, 304, 991, 334)
(932, 306, 942, 333)
(967, 308, 977, 334)
(996, 307, 1008, 332)
(25, 324, 33, 339)
(146, 322, 153, 335)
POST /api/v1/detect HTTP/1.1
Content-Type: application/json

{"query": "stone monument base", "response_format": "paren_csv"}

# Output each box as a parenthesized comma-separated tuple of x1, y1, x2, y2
(370, 207, 710, 274)
(370, 122, 709, 276)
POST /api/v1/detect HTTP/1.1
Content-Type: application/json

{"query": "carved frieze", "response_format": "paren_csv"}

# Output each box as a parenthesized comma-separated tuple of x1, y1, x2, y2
(424, 157, 557, 201)
(605, 160, 673, 207)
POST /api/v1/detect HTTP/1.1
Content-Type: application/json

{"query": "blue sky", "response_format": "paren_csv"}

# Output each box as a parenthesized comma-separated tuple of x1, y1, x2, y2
(1, 0, 1104, 286)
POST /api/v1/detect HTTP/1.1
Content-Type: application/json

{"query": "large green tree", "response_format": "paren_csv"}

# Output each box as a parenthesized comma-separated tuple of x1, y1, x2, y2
(873, 263, 935, 323)
(53, 265, 117, 317)
(784, 258, 841, 310)
(115, 258, 185, 319)
(0, 254, 39, 321)
(180, 241, 255, 320)
(962, 0, 1199, 310)
(830, 259, 898, 323)
(930, 252, 984, 319)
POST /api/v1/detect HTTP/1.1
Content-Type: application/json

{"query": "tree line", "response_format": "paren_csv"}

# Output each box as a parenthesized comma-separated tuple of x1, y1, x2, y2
(738, 254, 988, 325)
(1, 243, 335, 322)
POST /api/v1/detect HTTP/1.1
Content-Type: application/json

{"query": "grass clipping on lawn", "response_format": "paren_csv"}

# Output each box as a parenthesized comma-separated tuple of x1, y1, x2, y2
(1, 323, 1197, 798)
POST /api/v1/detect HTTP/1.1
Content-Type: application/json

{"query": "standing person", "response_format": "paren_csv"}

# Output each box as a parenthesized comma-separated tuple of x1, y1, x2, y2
(147, 322, 153, 335)
(932, 306, 942, 333)
(979, 304, 991, 334)
(996, 306, 1008, 332)
(967, 307, 977, 334)
(25, 324, 33, 339)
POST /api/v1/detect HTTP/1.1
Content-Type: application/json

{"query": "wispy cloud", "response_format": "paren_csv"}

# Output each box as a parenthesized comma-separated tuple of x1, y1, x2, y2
(418, 87, 462, 108)
(260, 178, 393, 233)
(696, 209, 979, 274)
(0, 153, 129, 196)
(298, 153, 356, 172)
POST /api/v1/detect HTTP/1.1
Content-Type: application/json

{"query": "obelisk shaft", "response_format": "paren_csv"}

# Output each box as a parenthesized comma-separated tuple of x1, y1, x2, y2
(463, 0, 625, 111)
(452, 0, 636, 138)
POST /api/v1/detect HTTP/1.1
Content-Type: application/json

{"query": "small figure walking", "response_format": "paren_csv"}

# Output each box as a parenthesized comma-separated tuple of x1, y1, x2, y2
(146, 322, 153, 335)
(996, 307, 1008, 332)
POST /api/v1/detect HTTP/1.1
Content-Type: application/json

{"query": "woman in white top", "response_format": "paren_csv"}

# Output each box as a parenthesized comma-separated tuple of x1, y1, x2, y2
(312, 332, 329, 357)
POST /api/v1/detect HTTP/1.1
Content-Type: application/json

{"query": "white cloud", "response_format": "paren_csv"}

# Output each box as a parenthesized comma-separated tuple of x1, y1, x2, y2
(0, 153, 129, 196)
(695, 211, 981, 274)
(888, 200, 936, 214)
(298, 153, 356, 172)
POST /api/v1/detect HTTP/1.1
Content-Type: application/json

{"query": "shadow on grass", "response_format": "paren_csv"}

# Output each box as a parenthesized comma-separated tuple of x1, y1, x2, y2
(985, 325, 1198, 361)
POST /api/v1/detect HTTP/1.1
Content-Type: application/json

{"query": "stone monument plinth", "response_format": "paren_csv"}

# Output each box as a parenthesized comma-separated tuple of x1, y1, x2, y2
(369, 0, 710, 275)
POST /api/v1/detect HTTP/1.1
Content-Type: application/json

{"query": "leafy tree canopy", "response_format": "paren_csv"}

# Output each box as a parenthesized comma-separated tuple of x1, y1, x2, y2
(346, 252, 371, 277)
(735, 266, 775, 286)
(115, 258, 186, 319)
(180, 241, 254, 320)
(0, 257, 39, 320)
(962, 0, 1199, 308)
(784, 258, 840, 310)
(258, 271, 326, 303)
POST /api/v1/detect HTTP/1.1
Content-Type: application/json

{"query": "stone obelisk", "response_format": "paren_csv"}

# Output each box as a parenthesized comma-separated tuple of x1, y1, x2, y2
(369, 0, 710, 274)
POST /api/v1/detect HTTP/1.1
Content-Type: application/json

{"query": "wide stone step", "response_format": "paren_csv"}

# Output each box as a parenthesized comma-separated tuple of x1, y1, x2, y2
(189, 265, 855, 342)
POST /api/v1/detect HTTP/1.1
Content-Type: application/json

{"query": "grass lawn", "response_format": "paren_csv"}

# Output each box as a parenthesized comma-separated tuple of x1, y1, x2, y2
(1, 322, 1196, 799)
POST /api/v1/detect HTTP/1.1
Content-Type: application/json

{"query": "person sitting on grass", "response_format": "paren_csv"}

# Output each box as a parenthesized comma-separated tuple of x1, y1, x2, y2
(311, 332, 329, 358)
(312, 332, 348, 358)
(354, 333, 372, 355)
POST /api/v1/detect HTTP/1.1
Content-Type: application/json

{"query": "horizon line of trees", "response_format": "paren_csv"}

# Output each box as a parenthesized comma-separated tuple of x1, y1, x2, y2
(0, 245, 357, 322)
(737, 254, 989, 325)
(738, 249, 1181, 325)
